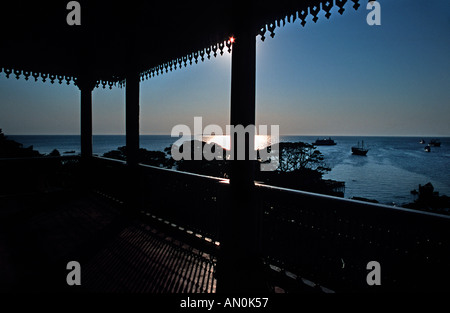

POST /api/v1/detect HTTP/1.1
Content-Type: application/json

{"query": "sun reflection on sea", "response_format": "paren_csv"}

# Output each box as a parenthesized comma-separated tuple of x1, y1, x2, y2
(202, 135, 274, 150)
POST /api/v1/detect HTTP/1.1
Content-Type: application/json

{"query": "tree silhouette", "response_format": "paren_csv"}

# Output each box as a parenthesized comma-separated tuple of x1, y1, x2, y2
(275, 142, 330, 174)
(103, 146, 174, 168)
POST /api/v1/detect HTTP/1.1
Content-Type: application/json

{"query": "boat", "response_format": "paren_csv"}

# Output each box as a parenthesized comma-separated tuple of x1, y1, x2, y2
(351, 141, 368, 156)
(419, 139, 425, 144)
(313, 137, 336, 146)
(424, 145, 431, 152)
(429, 139, 441, 147)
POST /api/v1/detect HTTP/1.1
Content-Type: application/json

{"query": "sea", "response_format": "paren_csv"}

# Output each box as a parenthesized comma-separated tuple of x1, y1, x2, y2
(7, 135, 450, 207)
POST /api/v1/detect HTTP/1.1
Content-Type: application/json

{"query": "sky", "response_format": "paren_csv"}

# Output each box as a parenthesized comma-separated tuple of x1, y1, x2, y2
(0, 0, 449, 136)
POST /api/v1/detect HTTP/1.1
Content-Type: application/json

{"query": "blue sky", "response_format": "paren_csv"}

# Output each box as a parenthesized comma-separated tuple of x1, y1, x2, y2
(0, 0, 449, 136)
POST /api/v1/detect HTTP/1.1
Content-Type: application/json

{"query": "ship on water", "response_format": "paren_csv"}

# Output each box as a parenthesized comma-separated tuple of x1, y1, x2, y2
(351, 140, 369, 156)
(313, 137, 337, 146)
(429, 139, 441, 147)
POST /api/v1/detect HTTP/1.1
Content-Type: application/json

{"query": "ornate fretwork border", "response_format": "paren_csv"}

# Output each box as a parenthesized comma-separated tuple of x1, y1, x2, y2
(0, 67, 127, 89)
(256, 0, 360, 41)
(138, 38, 234, 85)
(0, 0, 361, 89)
(138, 0, 361, 83)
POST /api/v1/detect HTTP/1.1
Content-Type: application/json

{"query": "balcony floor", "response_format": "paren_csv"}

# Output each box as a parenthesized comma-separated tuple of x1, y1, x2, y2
(0, 190, 216, 293)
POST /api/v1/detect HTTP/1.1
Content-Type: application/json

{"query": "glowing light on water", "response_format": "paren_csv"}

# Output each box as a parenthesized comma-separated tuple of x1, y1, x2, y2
(203, 135, 274, 151)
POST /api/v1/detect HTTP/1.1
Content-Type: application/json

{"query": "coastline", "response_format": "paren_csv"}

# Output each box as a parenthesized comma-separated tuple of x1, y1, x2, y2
(5, 134, 450, 207)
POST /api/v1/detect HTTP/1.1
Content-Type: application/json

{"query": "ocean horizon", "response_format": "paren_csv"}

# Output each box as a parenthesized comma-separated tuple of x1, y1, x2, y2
(6, 134, 450, 207)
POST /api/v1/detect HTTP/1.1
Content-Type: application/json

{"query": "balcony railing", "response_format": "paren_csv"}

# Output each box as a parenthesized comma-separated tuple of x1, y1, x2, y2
(90, 157, 226, 251)
(257, 183, 450, 291)
(2, 155, 450, 292)
(89, 156, 450, 292)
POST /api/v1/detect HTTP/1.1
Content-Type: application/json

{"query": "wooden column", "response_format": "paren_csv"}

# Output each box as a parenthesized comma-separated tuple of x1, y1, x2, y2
(217, 1, 266, 292)
(124, 72, 141, 211)
(230, 29, 256, 187)
(126, 72, 140, 166)
(229, 22, 258, 254)
(78, 77, 95, 159)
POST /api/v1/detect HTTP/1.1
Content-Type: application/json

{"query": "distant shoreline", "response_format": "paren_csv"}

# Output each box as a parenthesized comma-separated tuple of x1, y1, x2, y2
(5, 134, 450, 207)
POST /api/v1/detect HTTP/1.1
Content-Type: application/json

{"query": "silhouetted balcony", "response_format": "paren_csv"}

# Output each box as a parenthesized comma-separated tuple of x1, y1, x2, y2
(2, 0, 449, 294)
(1, 155, 449, 293)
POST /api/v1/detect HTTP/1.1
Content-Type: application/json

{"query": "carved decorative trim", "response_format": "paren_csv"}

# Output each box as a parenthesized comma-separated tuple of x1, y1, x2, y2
(0, 0, 362, 88)
(0, 66, 127, 90)
(139, 38, 234, 83)
(0, 67, 83, 87)
(257, 0, 361, 41)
